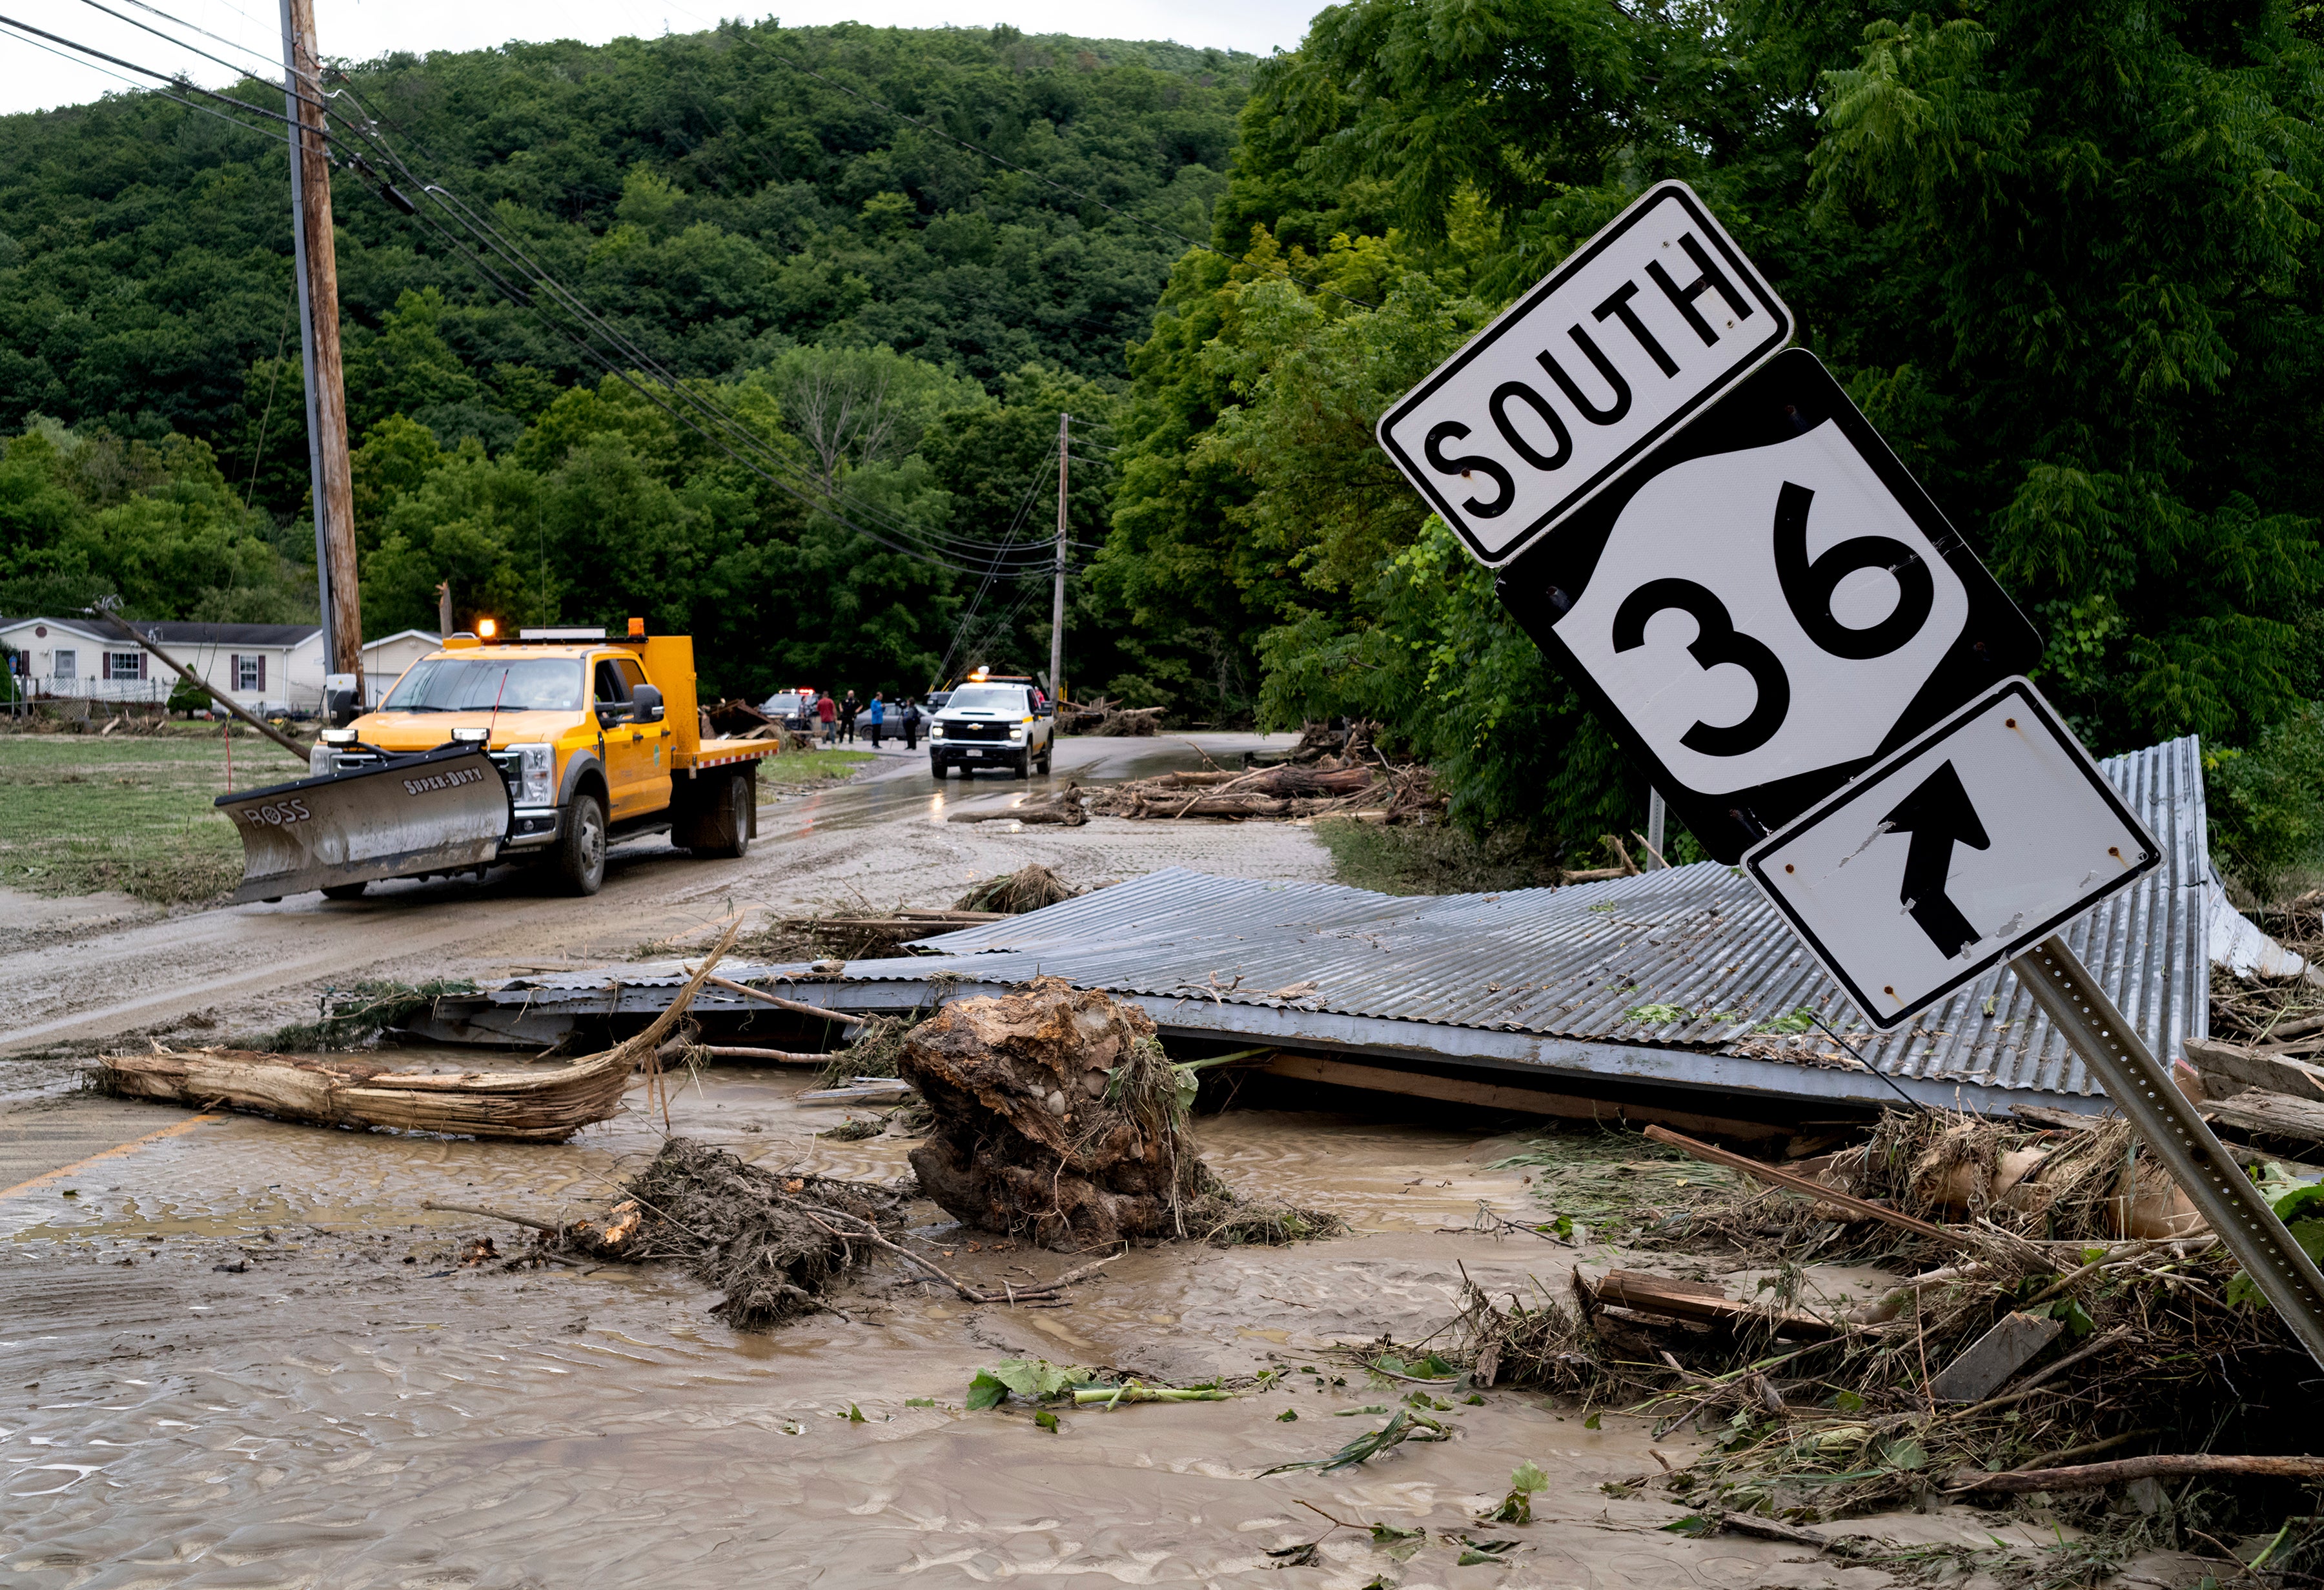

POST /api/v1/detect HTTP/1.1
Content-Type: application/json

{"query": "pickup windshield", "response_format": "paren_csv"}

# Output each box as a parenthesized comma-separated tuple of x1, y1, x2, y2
(944, 686, 1029, 714)
(383, 658, 585, 713)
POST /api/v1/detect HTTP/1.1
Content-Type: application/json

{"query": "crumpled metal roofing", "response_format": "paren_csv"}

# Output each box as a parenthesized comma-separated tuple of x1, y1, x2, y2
(489, 737, 2207, 1101)
(882, 735, 2208, 1099)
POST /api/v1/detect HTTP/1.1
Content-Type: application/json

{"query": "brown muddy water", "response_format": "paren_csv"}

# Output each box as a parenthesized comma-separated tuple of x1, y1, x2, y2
(3, 1068, 2070, 1588)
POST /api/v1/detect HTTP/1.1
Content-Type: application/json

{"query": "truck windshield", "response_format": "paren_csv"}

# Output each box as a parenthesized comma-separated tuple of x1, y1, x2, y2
(383, 658, 584, 713)
(945, 686, 1029, 714)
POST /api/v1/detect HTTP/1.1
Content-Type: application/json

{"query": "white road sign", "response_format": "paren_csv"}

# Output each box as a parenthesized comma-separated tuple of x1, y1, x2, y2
(1377, 181, 1791, 567)
(1742, 678, 2159, 1030)
(1495, 350, 2041, 862)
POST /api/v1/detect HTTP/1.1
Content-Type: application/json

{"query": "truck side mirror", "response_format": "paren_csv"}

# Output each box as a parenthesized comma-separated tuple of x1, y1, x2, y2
(629, 683, 665, 723)
(324, 672, 360, 727)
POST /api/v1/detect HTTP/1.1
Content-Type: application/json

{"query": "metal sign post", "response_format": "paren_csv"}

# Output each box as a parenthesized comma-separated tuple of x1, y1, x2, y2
(2012, 936, 2324, 1365)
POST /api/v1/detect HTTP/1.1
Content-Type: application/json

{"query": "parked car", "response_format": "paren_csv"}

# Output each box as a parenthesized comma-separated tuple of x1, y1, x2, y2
(928, 680, 1052, 778)
(757, 688, 819, 731)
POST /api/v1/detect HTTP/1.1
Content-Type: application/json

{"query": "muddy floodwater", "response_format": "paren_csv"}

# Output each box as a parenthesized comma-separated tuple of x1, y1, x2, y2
(3, 1067, 2079, 1589)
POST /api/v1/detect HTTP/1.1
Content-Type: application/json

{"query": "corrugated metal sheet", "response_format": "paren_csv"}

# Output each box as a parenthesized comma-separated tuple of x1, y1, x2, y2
(485, 737, 2207, 1105)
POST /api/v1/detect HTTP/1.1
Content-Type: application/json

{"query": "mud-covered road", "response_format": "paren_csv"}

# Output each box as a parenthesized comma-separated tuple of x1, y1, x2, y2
(0, 734, 1320, 1074)
(1, 734, 2120, 1587)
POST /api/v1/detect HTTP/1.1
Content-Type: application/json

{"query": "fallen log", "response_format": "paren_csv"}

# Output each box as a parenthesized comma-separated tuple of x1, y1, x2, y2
(97, 924, 739, 1141)
(1952, 1453, 2324, 1493)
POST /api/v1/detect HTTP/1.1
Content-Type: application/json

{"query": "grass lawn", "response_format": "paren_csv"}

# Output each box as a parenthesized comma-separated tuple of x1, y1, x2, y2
(0, 729, 300, 904)
(759, 748, 876, 790)
(0, 734, 877, 906)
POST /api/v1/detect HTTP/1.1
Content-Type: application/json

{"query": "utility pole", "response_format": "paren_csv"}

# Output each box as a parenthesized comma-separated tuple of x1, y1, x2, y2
(1049, 411, 1068, 706)
(281, 0, 360, 678)
(1646, 787, 1667, 868)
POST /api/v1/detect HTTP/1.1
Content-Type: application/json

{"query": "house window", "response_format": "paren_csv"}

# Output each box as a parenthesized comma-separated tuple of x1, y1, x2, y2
(233, 654, 265, 692)
(52, 650, 76, 681)
(105, 651, 147, 681)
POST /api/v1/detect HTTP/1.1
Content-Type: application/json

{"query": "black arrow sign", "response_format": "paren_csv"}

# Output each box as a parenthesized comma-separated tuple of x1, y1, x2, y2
(1880, 760, 1991, 957)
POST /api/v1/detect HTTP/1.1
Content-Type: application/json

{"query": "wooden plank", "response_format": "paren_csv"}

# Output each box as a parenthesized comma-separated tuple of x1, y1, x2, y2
(1595, 1269, 1840, 1338)
(2183, 1037, 2324, 1103)
(1258, 1052, 1788, 1142)
(1642, 1123, 1973, 1251)
(2203, 1089, 2324, 1145)
(1928, 1311, 2063, 1401)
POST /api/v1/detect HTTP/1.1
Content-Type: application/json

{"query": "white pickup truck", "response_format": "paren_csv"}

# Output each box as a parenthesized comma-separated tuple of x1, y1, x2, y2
(928, 680, 1053, 779)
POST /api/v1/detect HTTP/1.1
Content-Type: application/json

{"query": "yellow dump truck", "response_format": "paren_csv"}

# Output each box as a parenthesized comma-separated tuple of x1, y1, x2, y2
(217, 624, 771, 902)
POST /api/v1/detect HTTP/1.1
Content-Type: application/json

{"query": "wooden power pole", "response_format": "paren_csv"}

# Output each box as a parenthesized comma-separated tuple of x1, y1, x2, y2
(1050, 411, 1068, 706)
(281, 0, 360, 678)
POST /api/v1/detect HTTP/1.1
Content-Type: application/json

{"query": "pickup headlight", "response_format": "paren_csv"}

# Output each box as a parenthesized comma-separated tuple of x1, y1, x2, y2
(516, 742, 553, 806)
(309, 746, 336, 779)
(1008, 726, 1026, 741)
(930, 724, 945, 739)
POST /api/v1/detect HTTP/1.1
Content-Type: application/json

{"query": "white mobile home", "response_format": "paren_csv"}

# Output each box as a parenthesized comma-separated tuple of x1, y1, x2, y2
(0, 617, 323, 714)
(360, 629, 442, 706)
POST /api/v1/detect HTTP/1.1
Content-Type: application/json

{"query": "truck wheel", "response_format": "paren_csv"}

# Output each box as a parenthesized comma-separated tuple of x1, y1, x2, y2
(930, 756, 946, 780)
(1014, 749, 1030, 779)
(695, 772, 751, 860)
(1037, 743, 1053, 775)
(553, 791, 607, 896)
(320, 881, 367, 901)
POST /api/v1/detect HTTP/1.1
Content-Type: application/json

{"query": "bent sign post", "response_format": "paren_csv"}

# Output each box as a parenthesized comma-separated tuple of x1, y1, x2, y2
(1374, 179, 2324, 1363)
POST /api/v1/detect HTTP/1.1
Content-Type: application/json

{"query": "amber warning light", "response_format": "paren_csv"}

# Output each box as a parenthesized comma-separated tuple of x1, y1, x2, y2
(628, 617, 646, 637)
(476, 617, 497, 638)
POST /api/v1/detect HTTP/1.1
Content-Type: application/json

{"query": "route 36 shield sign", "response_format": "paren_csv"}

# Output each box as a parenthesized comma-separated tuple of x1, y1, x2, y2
(1493, 349, 2041, 861)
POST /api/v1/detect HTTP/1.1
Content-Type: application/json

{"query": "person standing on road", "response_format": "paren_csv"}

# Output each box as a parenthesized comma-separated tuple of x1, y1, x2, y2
(839, 689, 859, 744)
(816, 689, 839, 745)
(868, 693, 886, 749)
(901, 696, 922, 751)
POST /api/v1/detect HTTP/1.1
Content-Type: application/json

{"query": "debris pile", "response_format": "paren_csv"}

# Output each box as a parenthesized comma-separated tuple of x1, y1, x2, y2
(596, 1137, 913, 1329)
(1077, 762, 1441, 824)
(896, 977, 1341, 1249)
(699, 697, 816, 750)
(955, 862, 1081, 914)
(1056, 697, 1163, 735)
(1450, 1109, 2314, 1523)
(746, 865, 1090, 961)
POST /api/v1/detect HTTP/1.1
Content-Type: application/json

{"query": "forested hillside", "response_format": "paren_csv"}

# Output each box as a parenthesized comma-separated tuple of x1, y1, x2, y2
(0, 21, 1245, 691)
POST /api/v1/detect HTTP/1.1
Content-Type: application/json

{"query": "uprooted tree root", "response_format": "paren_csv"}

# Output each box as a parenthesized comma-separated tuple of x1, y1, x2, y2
(898, 977, 1341, 1250)
(1450, 1108, 2316, 1533)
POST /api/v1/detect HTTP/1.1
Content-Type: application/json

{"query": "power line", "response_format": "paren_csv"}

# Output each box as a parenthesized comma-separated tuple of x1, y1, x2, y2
(77, 0, 265, 87)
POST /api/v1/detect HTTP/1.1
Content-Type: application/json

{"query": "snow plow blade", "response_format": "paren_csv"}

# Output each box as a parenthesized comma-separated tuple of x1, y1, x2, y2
(217, 745, 511, 904)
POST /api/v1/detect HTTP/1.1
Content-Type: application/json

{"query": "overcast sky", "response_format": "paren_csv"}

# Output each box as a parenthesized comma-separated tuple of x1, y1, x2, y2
(0, 0, 1320, 119)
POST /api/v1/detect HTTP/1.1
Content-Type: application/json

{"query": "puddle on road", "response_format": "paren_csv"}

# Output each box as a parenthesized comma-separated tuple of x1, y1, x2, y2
(1, 1071, 1915, 1589)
